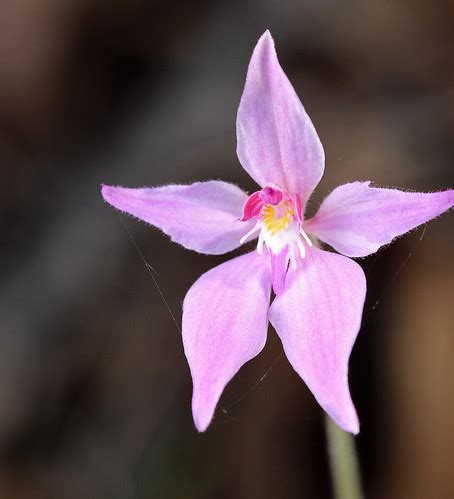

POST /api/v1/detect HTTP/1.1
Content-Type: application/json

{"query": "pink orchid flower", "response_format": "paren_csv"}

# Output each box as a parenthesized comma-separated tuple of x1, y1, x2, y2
(101, 31, 453, 434)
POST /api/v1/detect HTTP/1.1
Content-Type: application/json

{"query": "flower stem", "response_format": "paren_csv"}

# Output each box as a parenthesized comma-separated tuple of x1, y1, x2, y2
(325, 414, 364, 499)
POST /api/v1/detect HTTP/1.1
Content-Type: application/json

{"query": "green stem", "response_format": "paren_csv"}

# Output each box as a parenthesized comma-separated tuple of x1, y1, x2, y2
(325, 414, 364, 499)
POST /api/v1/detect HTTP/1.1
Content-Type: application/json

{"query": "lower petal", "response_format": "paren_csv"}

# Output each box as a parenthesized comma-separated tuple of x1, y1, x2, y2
(269, 247, 366, 434)
(182, 251, 271, 432)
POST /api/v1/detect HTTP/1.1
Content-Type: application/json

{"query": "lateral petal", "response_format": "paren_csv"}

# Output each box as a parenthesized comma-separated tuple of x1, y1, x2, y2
(305, 182, 454, 257)
(101, 181, 254, 255)
(236, 30, 325, 210)
(269, 247, 366, 434)
(182, 252, 272, 431)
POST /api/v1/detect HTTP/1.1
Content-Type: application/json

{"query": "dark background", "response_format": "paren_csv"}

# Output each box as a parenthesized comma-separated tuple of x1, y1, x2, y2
(0, 1, 453, 498)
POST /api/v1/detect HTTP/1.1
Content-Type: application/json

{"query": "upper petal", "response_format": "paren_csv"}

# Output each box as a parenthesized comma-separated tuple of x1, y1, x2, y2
(101, 181, 254, 255)
(305, 182, 454, 257)
(269, 247, 366, 434)
(182, 251, 271, 431)
(236, 30, 325, 210)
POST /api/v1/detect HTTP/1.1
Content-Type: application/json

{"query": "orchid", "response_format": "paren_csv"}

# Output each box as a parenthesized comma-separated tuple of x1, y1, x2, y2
(101, 31, 453, 434)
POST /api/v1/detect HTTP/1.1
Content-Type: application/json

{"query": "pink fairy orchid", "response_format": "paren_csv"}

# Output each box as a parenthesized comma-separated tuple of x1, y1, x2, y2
(101, 31, 453, 434)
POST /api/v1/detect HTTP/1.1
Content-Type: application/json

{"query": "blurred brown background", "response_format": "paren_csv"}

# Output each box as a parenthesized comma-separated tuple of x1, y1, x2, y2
(0, 1, 453, 498)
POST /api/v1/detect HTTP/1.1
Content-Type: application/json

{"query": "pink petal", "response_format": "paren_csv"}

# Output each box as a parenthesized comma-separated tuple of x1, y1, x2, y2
(269, 247, 366, 434)
(236, 30, 325, 210)
(240, 191, 264, 221)
(101, 181, 255, 255)
(271, 249, 288, 296)
(240, 186, 284, 221)
(182, 251, 271, 431)
(261, 186, 284, 205)
(293, 193, 303, 222)
(305, 182, 454, 257)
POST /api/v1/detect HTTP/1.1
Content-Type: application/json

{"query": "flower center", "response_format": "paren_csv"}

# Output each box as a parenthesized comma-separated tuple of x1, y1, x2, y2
(239, 186, 312, 269)
(262, 202, 295, 234)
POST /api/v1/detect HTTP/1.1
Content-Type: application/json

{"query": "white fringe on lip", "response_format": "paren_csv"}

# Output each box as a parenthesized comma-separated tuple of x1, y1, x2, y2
(239, 221, 261, 244)
(240, 221, 314, 272)
(300, 228, 313, 247)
